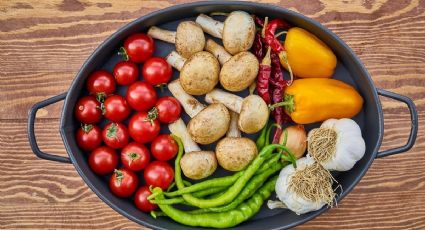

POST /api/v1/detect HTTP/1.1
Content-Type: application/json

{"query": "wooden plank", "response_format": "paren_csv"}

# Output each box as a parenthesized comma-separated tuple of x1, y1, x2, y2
(0, 0, 424, 229)
(0, 0, 424, 119)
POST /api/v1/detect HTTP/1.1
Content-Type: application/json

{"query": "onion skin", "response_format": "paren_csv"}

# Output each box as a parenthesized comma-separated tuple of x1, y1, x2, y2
(279, 125, 307, 159)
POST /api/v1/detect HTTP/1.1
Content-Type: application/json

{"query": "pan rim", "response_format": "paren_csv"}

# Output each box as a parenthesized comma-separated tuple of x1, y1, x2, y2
(59, 1, 384, 229)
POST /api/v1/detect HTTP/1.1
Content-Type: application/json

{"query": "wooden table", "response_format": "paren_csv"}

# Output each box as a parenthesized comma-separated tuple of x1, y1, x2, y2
(0, 0, 423, 229)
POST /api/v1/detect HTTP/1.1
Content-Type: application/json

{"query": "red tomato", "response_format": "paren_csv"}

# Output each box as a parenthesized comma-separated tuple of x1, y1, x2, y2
(142, 57, 172, 86)
(154, 97, 181, 124)
(102, 122, 129, 149)
(121, 142, 150, 171)
(109, 168, 138, 197)
(88, 146, 118, 175)
(122, 33, 154, 63)
(113, 61, 139, 86)
(134, 185, 157, 212)
(86, 70, 116, 99)
(104, 95, 131, 122)
(128, 112, 160, 143)
(126, 81, 157, 111)
(76, 124, 102, 151)
(144, 161, 174, 190)
(75, 96, 102, 124)
(151, 135, 178, 161)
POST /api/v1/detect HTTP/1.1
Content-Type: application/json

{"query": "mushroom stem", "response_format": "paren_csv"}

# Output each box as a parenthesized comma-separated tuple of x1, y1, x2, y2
(168, 79, 206, 118)
(169, 119, 201, 152)
(166, 51, 186, 71)
(205, 39, 232, 65)
(226, 111, 241, 138)
(205, 89, 243, 113)
(195, 14, 224, 39)
(147, 26, 176, 44)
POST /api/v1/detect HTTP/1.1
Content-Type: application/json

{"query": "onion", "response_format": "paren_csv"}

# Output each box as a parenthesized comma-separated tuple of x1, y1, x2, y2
(279, 125, 307, 159)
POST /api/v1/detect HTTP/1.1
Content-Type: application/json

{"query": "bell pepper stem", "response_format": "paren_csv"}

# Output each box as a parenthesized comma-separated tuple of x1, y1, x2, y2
(269, 94, 295, 113)
(278, 51, 294, 85)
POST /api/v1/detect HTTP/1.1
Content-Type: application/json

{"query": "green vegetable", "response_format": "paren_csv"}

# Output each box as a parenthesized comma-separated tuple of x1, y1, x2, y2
(174, 144, 289, 208)
(194, 161, 284, 214)
(151, 186, 227, 205)
(152, 175, 279, 228)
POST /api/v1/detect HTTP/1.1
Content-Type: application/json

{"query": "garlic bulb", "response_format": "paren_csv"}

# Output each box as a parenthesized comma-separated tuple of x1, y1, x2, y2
(275, 157, 335, 215)
(307, 118, 365, 171)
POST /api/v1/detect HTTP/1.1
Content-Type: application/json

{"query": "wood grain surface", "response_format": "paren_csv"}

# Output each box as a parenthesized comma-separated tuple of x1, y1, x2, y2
(0, 0, 424, 229)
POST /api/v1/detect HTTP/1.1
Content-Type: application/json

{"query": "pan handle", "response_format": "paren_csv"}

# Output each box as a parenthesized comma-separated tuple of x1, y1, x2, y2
(376, 89, 418, 158)
(28, 93, 71, 163)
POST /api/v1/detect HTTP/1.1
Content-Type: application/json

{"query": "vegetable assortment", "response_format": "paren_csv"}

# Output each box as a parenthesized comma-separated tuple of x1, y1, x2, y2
(74, 10, 368, 228)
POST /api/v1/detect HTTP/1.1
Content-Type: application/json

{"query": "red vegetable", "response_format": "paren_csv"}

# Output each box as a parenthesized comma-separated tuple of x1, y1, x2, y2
(109, 168, 139, 198)
(88, 146, 118, 175)
(120, 33, 154, 63)
(126, 81, 157, 111)
(103, 95, 131, 122)
(76, 124, 102, 151)
(270, 50, 291, 143)
(264, 19, 291, 53)
(134, 185, 158, 212)
(86, 70, 116, 101)
(256, 47, 272, 105)
(128, 112, 160, 143)
(144, 161, 174, 190)
(142, 57, 173, 86)
(113, 61, 139, 86)
(121, 142, 150, 171)
(252, 33, 266, 61)
(102, 122, 129, 149)
(151, 134, 178, 161)
(74, 96, 102, 124)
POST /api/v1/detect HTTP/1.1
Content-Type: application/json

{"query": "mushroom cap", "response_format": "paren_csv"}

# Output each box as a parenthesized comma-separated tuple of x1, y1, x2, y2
(180, 151, 217, 180)
(220, 51, 259, 92)
(216, 137, 258, 171)
(188, 103, 230, 144)
(239, 95, 269, 134)
(223, 11, 256, 55)
(180, 51, 220, 95)
(176, 21, 206, 58)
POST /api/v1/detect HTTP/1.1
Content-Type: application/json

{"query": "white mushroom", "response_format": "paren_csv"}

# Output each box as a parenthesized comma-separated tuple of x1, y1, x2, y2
(205, 89, 269, 134)
(168, 80, 230, 144)
(205, 39, 259, 92)
(169, 119, 217, 180)
(166, 51, 220, 95)
(148, 21, 206, 58)
(196, 11, 255, 55)
(216, 111, 258, 171)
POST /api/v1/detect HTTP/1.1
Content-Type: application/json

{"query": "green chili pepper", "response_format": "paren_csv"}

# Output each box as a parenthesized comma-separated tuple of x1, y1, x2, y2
(152, 175, 279, 228)
(191, 161, 284, 214)
(256, 122, 270, 150)
(177, 144, 289, 208)
(151, 186, 228, 205)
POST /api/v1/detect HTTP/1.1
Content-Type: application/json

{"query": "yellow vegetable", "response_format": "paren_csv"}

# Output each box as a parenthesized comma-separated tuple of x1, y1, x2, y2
(270, 78, 363, 124)
(284, 27, 337, 78)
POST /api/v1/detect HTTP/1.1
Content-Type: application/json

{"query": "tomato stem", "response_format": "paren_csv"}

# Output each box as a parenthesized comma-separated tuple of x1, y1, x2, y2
(144, 107, 158, 126)
(118, 47, 129, 61)
(106, 123, 118, 139)
(81, 124, 93, 133)
(114, 169, 124, 185)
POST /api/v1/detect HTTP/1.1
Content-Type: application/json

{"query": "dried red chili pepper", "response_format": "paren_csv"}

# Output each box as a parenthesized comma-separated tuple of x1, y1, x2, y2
(256, 47, 272, 105)
(262, 18, 294, 85)
(264, 19, 291, 53)
(270, 50, 291, 143)
(254, 16, 265, 27)
(252, 33, 266, 61)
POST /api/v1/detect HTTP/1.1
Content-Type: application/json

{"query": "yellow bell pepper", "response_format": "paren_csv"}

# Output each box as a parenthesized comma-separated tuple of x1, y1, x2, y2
(284, 27, 337, 78)
(270, 78, 363, 124)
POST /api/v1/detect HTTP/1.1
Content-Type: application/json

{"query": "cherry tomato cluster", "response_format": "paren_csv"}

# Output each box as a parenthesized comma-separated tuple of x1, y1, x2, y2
(74, 33, 181, 213)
